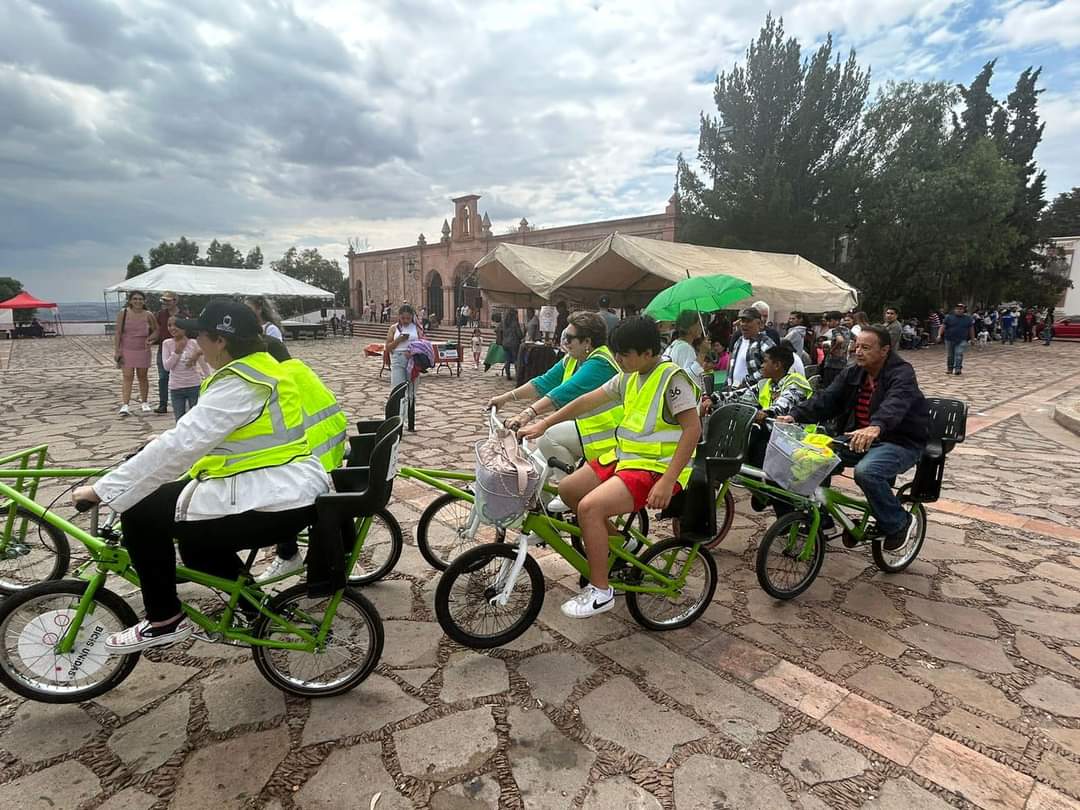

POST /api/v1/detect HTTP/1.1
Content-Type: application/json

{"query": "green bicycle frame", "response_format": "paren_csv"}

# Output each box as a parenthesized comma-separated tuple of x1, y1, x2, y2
(399, 465, 690, 595)
(0, 475, 376, 656)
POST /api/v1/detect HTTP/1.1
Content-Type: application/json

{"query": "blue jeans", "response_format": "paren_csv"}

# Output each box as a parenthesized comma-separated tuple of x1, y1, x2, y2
(156, 347, 169, 409)
(1044, 328, 1053, 345)
(170, 386, 200, 421)
(945, 339, 967, 371)
(1003, 325, 1014, 344)
(840, 443, 922, 535)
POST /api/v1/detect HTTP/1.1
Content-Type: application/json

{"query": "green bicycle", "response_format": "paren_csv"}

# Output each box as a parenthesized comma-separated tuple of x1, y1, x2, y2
(703, 398, 967, 600)
(0, 419, 403, 702)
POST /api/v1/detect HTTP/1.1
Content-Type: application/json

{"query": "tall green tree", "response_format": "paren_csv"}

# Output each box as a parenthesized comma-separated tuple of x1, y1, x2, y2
(244, 246, 264, 269)
(125, 254, 148, 279)
(201, 239, 245, 268)
(676, 14, 869, 268)
(0, 277, 23, 302)
(1043, 188, 1080, 236)
(148, 237, 200, 268)
(271, 247, 344, 294)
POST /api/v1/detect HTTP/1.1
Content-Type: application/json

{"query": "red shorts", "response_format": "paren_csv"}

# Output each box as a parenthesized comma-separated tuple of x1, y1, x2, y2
(586, 459, 683, 512)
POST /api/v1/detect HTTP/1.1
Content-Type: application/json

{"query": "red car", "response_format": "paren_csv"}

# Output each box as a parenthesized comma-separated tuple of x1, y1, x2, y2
(1052, 316, 1080, 340)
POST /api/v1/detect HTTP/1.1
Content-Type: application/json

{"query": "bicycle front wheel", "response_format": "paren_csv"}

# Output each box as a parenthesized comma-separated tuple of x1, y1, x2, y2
(416, 492, 504, 570)
(252, 584, 384, 698)
(755, 512, 826, 600)
(0, 579, 139, 703)
(0, 508, 70, 594)
(626, 537, 717, 631)
(435, 544, 544, 649)
(347, 509, 404, 585)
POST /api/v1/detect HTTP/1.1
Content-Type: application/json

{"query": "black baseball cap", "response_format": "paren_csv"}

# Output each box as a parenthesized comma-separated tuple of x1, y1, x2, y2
(738, 307, 762, 321)
(175, 299, 261, 339)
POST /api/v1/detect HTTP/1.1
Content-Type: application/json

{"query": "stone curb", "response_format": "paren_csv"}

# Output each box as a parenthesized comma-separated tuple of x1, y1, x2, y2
(1053, 403, 1080, 437)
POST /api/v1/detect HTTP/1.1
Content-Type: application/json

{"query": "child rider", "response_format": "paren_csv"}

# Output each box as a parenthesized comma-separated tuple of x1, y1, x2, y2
(520, 316, 701, 618)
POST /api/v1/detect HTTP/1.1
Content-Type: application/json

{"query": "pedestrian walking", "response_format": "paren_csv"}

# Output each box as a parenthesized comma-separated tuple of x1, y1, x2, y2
(1001, 309, 1016, 344)
(471, 327, 483, 369)
(939, 302, 974, 376)
(162, 317, 210, 421)
(245, 297, 284, 342)
(113, 291, 159, 415)
(152, 292, 180, 413)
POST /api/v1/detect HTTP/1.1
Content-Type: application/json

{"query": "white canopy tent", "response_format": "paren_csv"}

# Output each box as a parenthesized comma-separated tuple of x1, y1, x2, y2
(105, 264, 335, 299)
(474, 243, 585, 306)
(547, 234, 858, 315)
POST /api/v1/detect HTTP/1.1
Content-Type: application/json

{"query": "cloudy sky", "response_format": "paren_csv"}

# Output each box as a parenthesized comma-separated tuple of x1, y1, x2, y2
(4, 0, 1079, 302)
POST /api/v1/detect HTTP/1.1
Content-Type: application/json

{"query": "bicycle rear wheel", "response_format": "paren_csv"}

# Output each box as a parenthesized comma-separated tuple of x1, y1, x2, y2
(755, 512, 826, 599)
(435, 543, 544, 649)
(626, 537, 717, 630)
(416, 492, 504, 570)
(347, 509, 403, 585)
(251, 584, 383, 697)
(0, 508, 70, 594)
(705, 487, 736, 550)
(0, 579, 139, 703)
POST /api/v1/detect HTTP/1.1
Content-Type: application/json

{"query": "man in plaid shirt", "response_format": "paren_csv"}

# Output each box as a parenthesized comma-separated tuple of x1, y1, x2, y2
(729, 308, 777, 388)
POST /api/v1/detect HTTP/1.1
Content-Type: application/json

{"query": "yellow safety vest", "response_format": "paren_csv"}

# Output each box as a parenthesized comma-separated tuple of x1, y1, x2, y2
(601, 360, 696, 487)
(282, 359, 348, 471)
(559, 346, 623, 461)
(758, 372, 813, 410)
(189, 352, 312, 479)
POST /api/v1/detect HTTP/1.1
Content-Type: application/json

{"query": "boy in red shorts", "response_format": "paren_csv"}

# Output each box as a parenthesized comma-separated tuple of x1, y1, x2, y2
(521, 316, 701, 617)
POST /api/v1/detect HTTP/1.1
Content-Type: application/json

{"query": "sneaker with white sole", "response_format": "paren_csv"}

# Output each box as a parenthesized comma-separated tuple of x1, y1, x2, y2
(118, 404, 131, 416)
(560, 584, 615, 618)
(255, 553, 304, 584)
(104, 617, 194, 653)
(140, 402, 153, 413)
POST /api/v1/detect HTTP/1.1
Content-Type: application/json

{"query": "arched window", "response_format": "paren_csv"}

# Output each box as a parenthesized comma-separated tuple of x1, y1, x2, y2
(427, 272, 444, 321)
(462, 207, 471, 236)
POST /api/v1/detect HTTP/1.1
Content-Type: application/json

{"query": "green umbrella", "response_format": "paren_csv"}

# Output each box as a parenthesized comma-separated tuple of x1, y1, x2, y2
(643, 274, 753, 322)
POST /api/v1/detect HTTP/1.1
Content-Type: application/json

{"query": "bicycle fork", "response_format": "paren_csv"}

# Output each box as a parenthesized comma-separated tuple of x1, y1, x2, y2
(489, 535, 534, 607)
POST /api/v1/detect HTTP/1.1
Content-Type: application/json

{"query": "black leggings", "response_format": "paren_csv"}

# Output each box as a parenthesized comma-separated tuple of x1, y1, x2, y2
(120, 480, 315, 622)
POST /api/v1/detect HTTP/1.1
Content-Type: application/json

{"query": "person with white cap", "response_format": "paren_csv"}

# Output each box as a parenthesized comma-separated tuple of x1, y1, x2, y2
(753, 300, 781, 345)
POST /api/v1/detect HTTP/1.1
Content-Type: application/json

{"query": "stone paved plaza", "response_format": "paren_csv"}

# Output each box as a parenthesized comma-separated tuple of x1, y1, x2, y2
(1, 335, 1080, 809)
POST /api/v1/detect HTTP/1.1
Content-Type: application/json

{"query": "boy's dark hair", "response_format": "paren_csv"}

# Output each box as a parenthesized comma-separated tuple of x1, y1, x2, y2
(264, 335, 291, 362)
(610, 316, 661, 356)
(825, 310, 842, 322)
(765, 344, 795, 372)
(223, 333, 268, 359)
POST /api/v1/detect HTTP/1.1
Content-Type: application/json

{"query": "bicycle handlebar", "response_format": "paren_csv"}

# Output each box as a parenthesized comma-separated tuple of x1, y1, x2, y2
(74, 499, 97, 513)
(547, 457, 576, 475)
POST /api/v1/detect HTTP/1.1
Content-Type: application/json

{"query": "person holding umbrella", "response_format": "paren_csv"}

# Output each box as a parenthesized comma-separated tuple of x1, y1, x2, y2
(661, 310, 706, 391)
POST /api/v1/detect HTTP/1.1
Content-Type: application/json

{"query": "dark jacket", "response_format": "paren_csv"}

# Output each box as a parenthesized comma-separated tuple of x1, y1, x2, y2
(791, 352, 929, 449)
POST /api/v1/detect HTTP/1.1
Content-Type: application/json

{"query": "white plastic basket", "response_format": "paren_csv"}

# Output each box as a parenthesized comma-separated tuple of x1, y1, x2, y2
(763, 423, 840, 497)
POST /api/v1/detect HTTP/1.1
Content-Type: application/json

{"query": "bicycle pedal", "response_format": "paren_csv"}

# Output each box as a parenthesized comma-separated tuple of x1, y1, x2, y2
(192, 630, 223, 644)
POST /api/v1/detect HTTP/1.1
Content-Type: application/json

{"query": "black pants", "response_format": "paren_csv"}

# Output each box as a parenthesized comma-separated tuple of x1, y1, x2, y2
(121, 480, 316, 622)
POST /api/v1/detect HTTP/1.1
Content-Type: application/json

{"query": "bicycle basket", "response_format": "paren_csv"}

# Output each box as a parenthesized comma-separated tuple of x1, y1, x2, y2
(472, 431, 542, 528)
(763, 423, 840, 497)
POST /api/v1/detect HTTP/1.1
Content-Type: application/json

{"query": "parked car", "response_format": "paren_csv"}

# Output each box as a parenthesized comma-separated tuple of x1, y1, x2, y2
(1052, 316, 1080, 340)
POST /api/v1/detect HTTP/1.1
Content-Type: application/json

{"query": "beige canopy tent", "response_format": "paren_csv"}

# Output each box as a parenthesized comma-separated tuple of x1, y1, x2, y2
(474, 243, 585, 306)
(548, 233, 858, 314)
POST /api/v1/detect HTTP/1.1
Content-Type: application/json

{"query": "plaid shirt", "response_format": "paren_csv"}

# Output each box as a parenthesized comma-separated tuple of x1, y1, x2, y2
(729, 332, 777, 387)
(740, 372, 813, 416)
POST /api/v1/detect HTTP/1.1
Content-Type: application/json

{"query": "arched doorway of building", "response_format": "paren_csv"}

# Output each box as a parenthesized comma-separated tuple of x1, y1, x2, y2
(453, 261, 480, 325)
(354, 282, 363, 316)
(427, 271, 444, 323)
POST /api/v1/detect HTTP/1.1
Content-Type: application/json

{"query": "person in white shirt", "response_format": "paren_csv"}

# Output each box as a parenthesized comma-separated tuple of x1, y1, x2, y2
(661, 310, 705, 390)
(245, 296, 284, 341)
(71, 301, 330, 653)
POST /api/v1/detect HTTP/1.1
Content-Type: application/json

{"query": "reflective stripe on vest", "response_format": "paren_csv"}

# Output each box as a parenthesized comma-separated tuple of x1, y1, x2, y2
(283, 359, 348, 471)
(604, 360, 696, 487)
(573, 345, 623, 461)
(188, 353, 312, 479)
(758, 372, 813, 410)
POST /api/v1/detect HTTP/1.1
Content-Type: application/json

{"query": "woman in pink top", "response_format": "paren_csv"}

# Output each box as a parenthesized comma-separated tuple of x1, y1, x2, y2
(113, 291, 158, 415)
(161, 317, 211, 421)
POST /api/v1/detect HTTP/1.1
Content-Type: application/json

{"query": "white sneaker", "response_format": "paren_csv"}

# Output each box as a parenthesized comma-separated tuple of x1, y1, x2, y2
(561, 584, 615, 618)
(547, 497, 569, 513)
(118, 404, 131, 416)
(105, 617, 194, 653)
(255, 553, 304, 584)
(140, 402, 153, 413)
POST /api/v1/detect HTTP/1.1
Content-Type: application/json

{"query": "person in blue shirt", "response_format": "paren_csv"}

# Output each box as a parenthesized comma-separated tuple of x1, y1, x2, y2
(488, 311, 619, 474)
(937, 303, 975, 376)
(1001, 309, 1016, 344)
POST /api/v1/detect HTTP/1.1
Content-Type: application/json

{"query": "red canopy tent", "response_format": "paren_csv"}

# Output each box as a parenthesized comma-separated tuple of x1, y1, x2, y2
(0, 291, 63, 336)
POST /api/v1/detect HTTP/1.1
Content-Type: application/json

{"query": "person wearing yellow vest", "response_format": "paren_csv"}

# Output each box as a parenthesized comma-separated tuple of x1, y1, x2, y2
(255, 357, 348, 583)
(72, 300, 331, 653)
(488, 312, 621, 473)
(739, 344, 814, 473)
(521, 317, 701, 618)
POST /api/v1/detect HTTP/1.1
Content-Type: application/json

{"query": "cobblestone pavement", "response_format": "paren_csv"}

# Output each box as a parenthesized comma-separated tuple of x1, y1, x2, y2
(1, 336, 1080, 809)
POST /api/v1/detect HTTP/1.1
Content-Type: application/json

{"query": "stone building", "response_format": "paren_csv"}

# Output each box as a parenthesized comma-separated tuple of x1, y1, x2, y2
(347, 193, 677, 323)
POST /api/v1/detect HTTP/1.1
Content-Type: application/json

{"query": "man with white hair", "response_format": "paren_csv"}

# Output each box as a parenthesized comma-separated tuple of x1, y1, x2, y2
(753, 300, 781, 344)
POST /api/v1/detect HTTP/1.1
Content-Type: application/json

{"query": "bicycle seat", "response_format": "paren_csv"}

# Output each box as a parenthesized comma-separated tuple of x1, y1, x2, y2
(308, 416, 402, 596)
(909, 398, 967, 503)
(349, 383, 408, 465)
